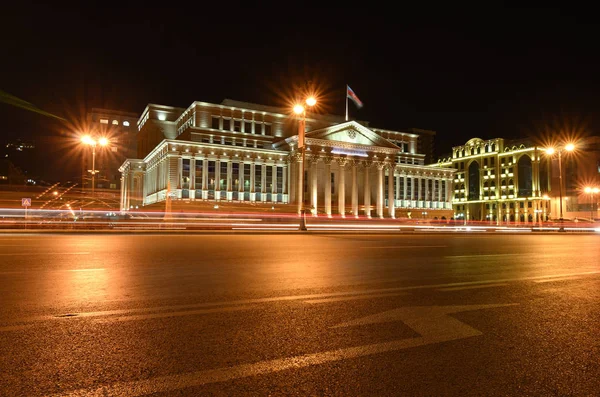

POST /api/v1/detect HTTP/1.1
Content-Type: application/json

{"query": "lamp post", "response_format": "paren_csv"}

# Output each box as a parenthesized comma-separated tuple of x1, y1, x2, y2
(584, 186, 599, 221)
(293, 97, 317, 231)
(81, 135, 109, 197)
(545, 143, 575, 230)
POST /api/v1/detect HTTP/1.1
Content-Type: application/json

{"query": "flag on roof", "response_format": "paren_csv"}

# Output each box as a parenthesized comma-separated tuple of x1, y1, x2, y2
(346, 85, 363, 109)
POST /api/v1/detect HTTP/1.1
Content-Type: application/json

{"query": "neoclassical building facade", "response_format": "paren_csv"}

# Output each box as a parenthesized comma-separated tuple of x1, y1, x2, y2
(431, 137, 551, 222)
(120, 99, 455, 218)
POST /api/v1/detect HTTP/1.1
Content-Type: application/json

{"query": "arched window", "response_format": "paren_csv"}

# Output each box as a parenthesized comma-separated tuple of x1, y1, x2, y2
(468, 161, 480, 200)
(517, 156, 533, 197)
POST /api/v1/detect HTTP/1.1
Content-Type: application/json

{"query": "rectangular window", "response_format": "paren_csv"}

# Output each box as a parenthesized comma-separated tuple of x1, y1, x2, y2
(211, 116, 220, 129)
(266, 165, 273, 191)
(233, 120, 241, 132)
(232, 162, 240, 185)
(243, 164, 251, 192)
(100, 119, 108, 124)
(182, 159, 190, 189)
(244, 121, 252, 133)
(254, 164, 262, 192)
(220, 162, 228, 191)
(224, 138, 233, 146)
(264, 123, 272, 136)
(222, 118, 231, 131)
(254, 123, 262, 135)
(276, 167, 283, 193)
(207, 161, 216, 199)
(195, 160, 203, 190)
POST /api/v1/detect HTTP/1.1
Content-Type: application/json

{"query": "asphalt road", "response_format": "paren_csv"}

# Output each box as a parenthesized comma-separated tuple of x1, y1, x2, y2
(0, 232, 599, 396)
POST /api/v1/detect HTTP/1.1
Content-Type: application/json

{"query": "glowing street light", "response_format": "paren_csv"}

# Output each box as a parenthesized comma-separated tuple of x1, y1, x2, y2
(584, 186, 599, 221)
(294, 96, 317, 231)
(544, 143, 575, 230)
(81, 135, 110, 197)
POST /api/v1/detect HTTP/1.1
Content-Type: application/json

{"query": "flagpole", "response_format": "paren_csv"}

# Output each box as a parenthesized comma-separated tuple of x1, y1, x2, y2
(345, 85, 348, 121)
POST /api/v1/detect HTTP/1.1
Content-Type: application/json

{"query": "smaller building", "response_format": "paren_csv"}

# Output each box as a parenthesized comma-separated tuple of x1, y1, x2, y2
(432, 138, 551, 223)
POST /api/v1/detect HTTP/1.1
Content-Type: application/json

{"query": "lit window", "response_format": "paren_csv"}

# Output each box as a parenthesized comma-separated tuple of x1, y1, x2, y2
(123, 121, 130, 127)
(100, 119, 109, 124)
(112, 120, 119, 125)
(111, 147, 118, 152)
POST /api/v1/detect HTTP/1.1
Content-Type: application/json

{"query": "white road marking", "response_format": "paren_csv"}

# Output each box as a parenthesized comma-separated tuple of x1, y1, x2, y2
(93, 305, 257, 323)
(2, 270, 598, 329)
(304, 292, 408, 304)
(0, 252, 90, 256)
(68, 268, 105, 272)
(446, 253, 523, 259)
(438, 283, 509, 291)
(361, 245, 447, 249)
(533, 277, 582, 283)
(0, 324, 34, 332)
(51, 304, 515, 397)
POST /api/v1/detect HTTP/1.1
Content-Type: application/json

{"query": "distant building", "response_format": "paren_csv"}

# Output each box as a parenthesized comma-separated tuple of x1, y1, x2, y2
(85, 108, 138, 190)
(1, 139, 36, 184)
(119, 99, 455, 218)
(431, 135, 600, 222)
(431, 138, 550, 223)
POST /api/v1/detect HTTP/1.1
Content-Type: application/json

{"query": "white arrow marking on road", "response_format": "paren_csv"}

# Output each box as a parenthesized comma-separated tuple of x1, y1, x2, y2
(333, 304, 518, 341)
(51, 303, 517, 397)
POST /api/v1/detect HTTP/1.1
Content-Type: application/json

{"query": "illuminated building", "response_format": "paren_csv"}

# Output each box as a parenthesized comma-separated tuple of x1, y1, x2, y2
(431, 138, 551, 223)
(119, 99, 455, 218)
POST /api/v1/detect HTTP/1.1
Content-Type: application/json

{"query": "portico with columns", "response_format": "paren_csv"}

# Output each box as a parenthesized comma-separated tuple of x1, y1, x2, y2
(278, 121, 455, 218)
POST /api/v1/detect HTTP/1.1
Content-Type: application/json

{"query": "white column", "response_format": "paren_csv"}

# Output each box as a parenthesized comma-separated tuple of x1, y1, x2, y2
(425, 178, 429, 208)
(351, 161, 358, 217)
(261, 163, 267, 202)
(403, 175, 408, 205)
(377, 164, 384, 218)
(177, 157, 183, 189)
(226, 160, 232, 201)
(417, 177, 422, 206)
(363, 162, 371, 217)
(324, 158, 332, 217)
(395, 175, 400, 207)
(338, 161, 346, 217)
(189, 158, 196, 199)
(250, 162, 256, 202)
(388, 166, 395, 218)
(215, 159, 221, 201)
(271, 165, 277, 203)
(311, 158, 318, 215)
(238, 161, 244, 201)
(282, 164, 288, 203)
(202, 158, 208, 199)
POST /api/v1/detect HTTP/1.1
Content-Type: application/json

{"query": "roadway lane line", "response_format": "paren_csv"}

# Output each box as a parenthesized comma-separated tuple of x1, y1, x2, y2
(438, 283, 509, 291)
(303, 292, 409, 304)
(0, 324, 35, 332)
(445, 253, 523, 259)
(93, 305, 258, 323)
(68, 268, 105, 272)
(360, 245, 447, 249)
(3, 270, 599, 328)
(533, 277, 582, 283)
(0, 252, 90, 256)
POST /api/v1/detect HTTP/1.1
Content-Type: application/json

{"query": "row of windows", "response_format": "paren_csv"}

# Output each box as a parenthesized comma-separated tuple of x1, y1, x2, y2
(211, 116, 272, 135)
(99, 119, 131, 127)
(455, 144, 497, 158)
(198, 135, 265, 148)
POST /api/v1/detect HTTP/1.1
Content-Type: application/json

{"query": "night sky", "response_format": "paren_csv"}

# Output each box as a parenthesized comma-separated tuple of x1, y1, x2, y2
(2, 3, 599, 180)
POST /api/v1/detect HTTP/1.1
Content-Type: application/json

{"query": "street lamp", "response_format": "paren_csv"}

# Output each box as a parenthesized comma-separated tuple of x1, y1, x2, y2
(81, 135, 109, 197)
(293, 96, 317, 231)
(584, 186, 599, 221)
(544, 143, 575, 228)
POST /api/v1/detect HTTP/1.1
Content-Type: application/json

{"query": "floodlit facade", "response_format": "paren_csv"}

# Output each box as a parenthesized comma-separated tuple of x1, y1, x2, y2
(120, 99, 455, 218)
(431, 138, 551, 223)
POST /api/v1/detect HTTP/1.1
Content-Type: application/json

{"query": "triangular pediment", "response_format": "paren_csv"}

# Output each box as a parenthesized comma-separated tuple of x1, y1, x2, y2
(306, 121, 401, 150)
